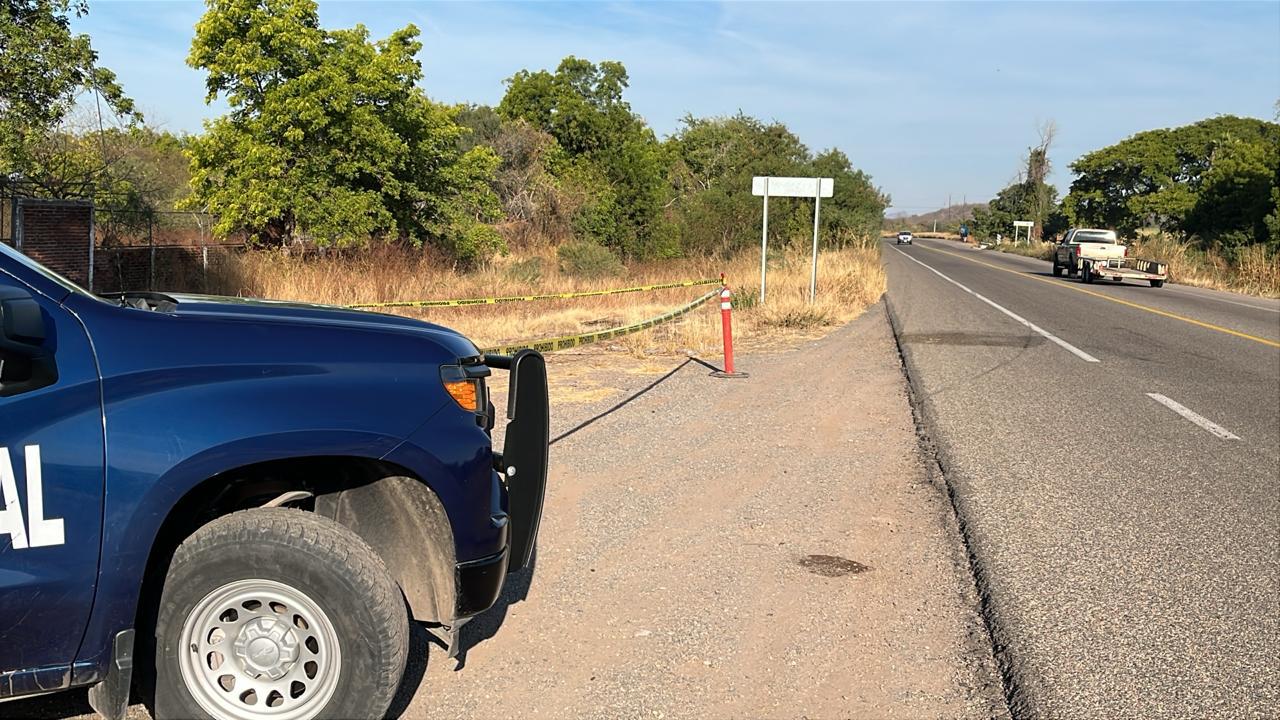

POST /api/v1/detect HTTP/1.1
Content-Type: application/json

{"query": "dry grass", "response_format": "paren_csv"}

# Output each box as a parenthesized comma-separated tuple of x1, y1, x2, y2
(204, 241, 886, 357)
(989, 241, 1055, 260)
(1127, 232, 1279, 298)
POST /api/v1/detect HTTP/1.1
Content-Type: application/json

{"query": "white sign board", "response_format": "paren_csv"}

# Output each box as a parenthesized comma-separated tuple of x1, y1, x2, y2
(753, 176, 835, 305)
(1012, 220, 1034, 245)
(752, 176, 833, 198)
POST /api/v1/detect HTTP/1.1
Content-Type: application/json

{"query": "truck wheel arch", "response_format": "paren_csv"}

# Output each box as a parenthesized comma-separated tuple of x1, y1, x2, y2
(313, 473, 458, 623)
(136, 457, 459, 650)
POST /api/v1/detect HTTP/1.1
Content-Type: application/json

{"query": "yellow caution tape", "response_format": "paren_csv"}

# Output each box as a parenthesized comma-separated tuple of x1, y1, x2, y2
(481, 288, 720, 355)
(349, 278, 721, 309)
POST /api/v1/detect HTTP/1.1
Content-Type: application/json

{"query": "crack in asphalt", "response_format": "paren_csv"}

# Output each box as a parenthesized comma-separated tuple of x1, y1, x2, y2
(883, 296, 1022, 720)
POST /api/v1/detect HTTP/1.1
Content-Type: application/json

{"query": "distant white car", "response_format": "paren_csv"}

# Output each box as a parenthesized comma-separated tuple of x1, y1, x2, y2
(897, 230, 913, 245)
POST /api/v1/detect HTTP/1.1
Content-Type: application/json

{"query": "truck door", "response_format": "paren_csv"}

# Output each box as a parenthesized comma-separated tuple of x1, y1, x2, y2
(0, 271, 105, 677)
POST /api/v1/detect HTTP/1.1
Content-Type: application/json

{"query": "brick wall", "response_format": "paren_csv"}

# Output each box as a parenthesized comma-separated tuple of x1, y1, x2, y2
(15, 199, 92, 288)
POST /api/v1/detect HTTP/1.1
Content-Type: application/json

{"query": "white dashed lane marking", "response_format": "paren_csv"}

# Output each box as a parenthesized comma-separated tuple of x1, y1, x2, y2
(1146, 393, 1242, 441)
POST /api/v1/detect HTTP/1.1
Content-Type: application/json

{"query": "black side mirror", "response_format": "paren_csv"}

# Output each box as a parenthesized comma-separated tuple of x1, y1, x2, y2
(0, 285, 58, 396)
(1, 285, 47, 345)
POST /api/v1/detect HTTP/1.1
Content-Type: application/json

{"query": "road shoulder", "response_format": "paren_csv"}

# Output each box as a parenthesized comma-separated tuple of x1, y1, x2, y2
(406, 300, 1007, 719)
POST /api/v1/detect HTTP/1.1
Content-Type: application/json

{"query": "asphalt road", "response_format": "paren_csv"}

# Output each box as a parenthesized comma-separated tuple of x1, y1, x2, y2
(883, 237, 1280, 718)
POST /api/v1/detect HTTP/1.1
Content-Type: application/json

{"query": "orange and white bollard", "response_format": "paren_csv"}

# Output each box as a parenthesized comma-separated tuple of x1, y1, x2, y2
(712, 283, 748, 378)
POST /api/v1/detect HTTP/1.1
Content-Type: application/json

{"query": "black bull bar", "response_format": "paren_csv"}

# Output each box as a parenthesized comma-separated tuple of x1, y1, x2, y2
(485, 349, 549, 571)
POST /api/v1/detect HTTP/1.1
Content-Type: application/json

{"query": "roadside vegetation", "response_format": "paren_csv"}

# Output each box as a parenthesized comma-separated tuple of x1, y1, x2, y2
(203, 239, 885, 357)
(963, 116, 1280, 297)
(1, 0, 890, 351)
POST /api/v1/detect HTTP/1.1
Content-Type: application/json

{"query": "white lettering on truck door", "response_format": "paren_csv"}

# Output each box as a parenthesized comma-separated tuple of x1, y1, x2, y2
(0, 445, 65, 549)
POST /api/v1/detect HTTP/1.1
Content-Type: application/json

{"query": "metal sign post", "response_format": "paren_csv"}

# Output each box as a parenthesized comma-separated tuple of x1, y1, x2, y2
(759, 177, 769, 303)
(810, 178, 822, 303)
(752, 176, 834, 304)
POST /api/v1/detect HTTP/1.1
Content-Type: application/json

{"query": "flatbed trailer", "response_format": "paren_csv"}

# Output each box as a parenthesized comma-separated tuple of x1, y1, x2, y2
(1079, 257, 1168, 287)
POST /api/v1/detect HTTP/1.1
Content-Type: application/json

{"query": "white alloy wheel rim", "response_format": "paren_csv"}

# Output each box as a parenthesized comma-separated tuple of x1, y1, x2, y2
(178, 578, 342, 720)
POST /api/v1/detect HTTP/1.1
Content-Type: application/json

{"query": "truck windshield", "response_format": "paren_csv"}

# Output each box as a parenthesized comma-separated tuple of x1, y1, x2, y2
(0, 241, 97, 299)
(1074, 233, 1114, 242)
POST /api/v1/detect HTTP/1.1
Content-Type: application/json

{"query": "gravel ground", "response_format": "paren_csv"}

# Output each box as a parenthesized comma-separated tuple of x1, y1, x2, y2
(9, 301, 1004, 719)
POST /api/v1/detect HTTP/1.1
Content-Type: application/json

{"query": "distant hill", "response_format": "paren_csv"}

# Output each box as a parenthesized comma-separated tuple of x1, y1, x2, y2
(885, 203, 984, 232)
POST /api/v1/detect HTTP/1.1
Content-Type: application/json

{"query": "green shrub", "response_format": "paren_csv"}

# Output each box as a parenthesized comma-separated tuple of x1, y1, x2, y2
(444, 222, 507, 266)
(729, 285, 758, 310)
(504, 257, 544, 284)
(557, 241, 625, 279)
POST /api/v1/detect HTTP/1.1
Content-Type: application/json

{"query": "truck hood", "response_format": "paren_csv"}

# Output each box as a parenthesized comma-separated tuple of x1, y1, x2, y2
(129, 292, 482, 358)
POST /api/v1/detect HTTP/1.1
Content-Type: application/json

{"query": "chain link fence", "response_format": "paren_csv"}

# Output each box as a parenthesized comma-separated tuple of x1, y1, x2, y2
(93, 209, 250, 294)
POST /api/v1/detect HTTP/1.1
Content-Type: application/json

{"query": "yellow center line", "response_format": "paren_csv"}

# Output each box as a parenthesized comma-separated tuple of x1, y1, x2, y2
(913, 243, 1280, 349)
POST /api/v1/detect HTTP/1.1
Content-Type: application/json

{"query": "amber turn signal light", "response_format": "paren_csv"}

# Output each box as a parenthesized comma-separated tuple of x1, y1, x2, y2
(440, 364, 484, 413)
(443, 378, 479, 412)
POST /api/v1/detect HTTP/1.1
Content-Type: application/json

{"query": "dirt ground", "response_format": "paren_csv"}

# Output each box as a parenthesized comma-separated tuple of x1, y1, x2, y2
(13, 302, 1004, 720)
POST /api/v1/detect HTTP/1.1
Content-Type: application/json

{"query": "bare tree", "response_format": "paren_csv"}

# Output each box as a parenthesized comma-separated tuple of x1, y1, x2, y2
(1025, 120, 1057, 241)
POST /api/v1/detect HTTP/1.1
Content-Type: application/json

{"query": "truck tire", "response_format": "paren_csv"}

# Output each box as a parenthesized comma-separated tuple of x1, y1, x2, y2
(1082, 260, 1095, 284)
(1052, 259, 1063, 277)
(152, 508, 408, 720)
(1150, 279, 1164, 288)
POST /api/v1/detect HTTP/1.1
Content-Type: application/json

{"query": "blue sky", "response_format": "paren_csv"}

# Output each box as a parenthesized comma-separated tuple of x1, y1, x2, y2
(75, 1, 1280, 214)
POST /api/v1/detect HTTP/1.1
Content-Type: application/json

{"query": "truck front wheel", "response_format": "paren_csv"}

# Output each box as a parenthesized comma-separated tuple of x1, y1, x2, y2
(153, 508, 409, 720)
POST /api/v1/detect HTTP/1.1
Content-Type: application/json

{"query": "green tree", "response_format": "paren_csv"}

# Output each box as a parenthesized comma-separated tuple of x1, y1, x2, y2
(499, 57, 669, 257)
(500, 57, 634, 157)
(665, 113, 886, 255)
(808, 148, 889, 244)
(1265, 185, 1280, 249)
(454, 104, 504, 154)
(184, 0, 501, 259)
(458, 113, 575, 243)
(969, 181, 1058, 242)
(1183, 135, 1280, 250)
(1064, 115, 1279, 244)
(21, 126, 190, 212)
(1, 0, 138, 182)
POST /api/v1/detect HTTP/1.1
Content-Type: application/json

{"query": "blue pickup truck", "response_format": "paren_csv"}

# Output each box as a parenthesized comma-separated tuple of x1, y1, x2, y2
(0, 241, 549, 719)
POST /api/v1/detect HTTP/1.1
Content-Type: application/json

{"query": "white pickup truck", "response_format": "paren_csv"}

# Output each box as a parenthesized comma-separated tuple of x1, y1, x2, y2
(1052, 228, 1167, 288)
